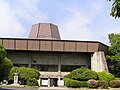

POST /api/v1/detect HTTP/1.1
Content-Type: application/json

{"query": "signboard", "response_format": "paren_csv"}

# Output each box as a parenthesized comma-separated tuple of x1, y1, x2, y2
(41, 80, 48, 86)
(57, 80, 64, 86)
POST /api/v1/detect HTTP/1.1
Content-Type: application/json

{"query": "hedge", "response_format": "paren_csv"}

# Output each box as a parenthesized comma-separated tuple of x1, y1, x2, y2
(64, 78, 88, 88)
(97, 71, 115, 81)
(98, 80, 109, 89)
(109, 80, 120, 88)
(64, 68, 98, 81)
(27, 78, 38, 86)
(87, 79, 98, 88)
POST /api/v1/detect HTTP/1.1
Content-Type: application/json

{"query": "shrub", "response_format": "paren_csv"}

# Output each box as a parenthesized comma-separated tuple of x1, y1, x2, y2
(97, 71, 115, 82)
(78, 81, 88, 87)
(8, 67, 40, 85)
(87, 79, 98, 88)
(109, 80, 120, 88)
(64, 68, 98, 81)
(8, 67, 19, 81)
(64, 78, 71, 87)
(65, 68, 89, 80)
(115, 78, 120, 80)
(99, 80, 109, 89)
(26, 78, 38, 86)
(64, 78, 88, 88)
(82, 70, 98, 80)
(70, 80, 79, 88)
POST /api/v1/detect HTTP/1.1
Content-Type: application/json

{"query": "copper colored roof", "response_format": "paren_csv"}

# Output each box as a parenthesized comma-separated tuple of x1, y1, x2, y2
(28, 23, 61, 40)
(0, 38, 108, 54)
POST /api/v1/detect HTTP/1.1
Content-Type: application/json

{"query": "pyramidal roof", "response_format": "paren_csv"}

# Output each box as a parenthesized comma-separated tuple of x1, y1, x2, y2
(28, 23, 61, 40)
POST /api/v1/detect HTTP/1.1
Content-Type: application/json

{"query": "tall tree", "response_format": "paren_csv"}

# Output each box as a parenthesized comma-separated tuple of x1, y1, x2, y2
(108, 0, 120, 18)
(0, 45, 13, 81)
(0, 45, 6, 61)
(107, 33, 120, 77)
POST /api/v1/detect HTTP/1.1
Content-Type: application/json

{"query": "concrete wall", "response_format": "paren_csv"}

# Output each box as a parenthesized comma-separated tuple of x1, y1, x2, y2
(7, 51, 91, 67)
(91, 51, 109, 72)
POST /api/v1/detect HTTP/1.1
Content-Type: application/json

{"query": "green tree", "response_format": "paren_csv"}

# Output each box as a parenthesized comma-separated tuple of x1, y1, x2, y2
(9, 67, 40, 86)
(0, 45, 13, 81)
(0, 45, 6, 61)
(108, 0, 120, 18)
(107, 33, 120, 77)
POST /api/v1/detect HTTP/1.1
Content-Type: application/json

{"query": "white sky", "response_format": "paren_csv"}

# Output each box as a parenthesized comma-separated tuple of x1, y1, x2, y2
(0, 0, 120, 45)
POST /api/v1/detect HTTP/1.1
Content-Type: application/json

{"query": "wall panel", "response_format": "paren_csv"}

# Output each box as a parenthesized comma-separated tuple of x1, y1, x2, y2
(76, 42, 87, 52)
(88, 43, 98, 52)
(52, 41, 64, 51)
(16, 40, 27, 50)
(28, 40, 39, 50)
(64, 42, 76, 52)
(40, 41, 52, 51)
(0, 39, 2, 45)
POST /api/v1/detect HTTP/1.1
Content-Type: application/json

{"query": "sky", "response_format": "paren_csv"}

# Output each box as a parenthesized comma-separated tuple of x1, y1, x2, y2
(0, 0, 120, 45)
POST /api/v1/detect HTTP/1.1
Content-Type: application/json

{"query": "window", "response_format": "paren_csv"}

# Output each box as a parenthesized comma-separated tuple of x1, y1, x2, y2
(40, 65, 58, 72)
(61, 65, 86, 72)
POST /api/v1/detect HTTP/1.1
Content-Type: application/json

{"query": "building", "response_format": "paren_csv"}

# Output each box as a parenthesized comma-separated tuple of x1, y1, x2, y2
(0, 23, 108, 87)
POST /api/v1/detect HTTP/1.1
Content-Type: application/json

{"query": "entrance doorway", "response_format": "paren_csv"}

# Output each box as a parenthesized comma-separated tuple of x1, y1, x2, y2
(50, 78, 58, 87)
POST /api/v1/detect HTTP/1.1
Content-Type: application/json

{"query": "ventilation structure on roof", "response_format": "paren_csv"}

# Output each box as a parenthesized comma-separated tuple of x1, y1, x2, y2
(28, 23, 61, 40)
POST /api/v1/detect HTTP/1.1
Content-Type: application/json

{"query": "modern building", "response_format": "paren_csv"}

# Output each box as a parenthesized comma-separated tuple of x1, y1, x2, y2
(0, 23, 108, 87)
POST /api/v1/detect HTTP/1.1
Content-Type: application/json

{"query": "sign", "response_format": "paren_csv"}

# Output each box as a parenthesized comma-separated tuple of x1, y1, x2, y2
(57, 80, 64, 86)
(41, 80, 48, 86)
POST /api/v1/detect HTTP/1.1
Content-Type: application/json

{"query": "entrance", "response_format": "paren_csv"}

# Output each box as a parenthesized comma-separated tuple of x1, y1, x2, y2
(50, 78, 58, 87)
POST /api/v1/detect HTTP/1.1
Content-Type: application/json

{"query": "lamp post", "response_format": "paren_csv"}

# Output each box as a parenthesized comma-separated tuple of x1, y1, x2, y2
(14, 70, 19, 85)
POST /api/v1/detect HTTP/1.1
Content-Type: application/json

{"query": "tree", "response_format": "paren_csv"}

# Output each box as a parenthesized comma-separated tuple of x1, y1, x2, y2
(0, 45, 13, 81)
(9, 67, 40, 86)
(0, 45, 6, 61)
(108, 0, 120, 18)
(0, 58, 13, 81)
(107, 33, 120, 77)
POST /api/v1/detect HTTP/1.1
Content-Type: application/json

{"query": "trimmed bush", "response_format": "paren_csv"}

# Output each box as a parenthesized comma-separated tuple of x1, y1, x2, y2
(109, 80, 120, 88)
(82, 70, 98, 80)
(70, 80, 79, 88)
(26, 78, 38, 86)
(115, 78, 120, 80)
(65, 68, 89, 80)
(78, 81, 88, 87)
(99, 80, 109, 89)
(64, 78, 72, 87)
(64, 68, 98, 81)
(97, 71, 115, 81)
(87, 79, 98, 88)
(64, 78, 88, 88)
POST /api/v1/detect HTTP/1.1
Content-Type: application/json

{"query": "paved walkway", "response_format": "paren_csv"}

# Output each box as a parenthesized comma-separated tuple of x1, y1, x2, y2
(39, 87, 69, 90)
(38, 87, 120, 90)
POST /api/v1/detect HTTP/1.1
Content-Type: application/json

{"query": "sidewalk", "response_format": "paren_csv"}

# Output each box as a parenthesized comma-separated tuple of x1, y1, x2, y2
(38, 87, 120, 90)
(39, 87, 69, 90)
